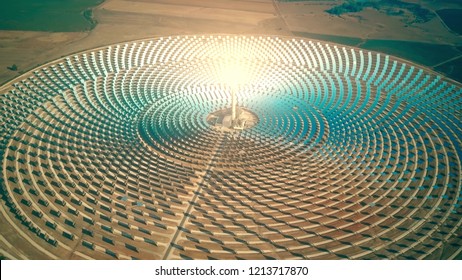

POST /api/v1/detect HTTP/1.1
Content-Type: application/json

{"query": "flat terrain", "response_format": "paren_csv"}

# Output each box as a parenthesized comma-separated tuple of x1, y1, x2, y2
(0, 0, 103, 32)
(436, 9, 462, 35)
(1, 0, 462, 85)
(1, 0, 462, 260)
(0, 35, 461, 260)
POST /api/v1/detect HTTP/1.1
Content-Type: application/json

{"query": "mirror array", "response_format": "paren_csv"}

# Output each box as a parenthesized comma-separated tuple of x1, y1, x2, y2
(0, 35, 461, 260)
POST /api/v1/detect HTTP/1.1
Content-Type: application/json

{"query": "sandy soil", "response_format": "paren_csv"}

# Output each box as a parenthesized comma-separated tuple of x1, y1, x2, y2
(0, 31, 88, 84)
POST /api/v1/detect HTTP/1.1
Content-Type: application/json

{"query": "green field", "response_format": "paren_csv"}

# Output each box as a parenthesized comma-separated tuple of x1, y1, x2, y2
(435, 57, 462, 83)
(0, 0, 103, 32)
(437, 9, 462, 35)
(326, 0, 435, 23)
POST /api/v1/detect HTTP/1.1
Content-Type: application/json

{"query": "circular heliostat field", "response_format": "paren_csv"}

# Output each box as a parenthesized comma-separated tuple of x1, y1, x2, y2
(0, 35, 461, 260)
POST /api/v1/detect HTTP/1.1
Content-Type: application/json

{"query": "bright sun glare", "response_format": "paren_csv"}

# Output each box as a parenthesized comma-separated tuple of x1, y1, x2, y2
(219, 58, 251, 89)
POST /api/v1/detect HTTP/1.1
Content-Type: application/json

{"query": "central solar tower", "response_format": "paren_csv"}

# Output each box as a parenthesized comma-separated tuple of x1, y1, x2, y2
(206, 84, 258, 132)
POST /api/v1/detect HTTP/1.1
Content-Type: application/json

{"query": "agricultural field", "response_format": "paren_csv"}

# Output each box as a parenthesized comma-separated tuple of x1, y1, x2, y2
(0, 0, 103, 32)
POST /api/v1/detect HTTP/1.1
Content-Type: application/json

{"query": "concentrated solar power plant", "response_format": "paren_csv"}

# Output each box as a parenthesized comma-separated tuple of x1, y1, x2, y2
(0, 35, 461, 260)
